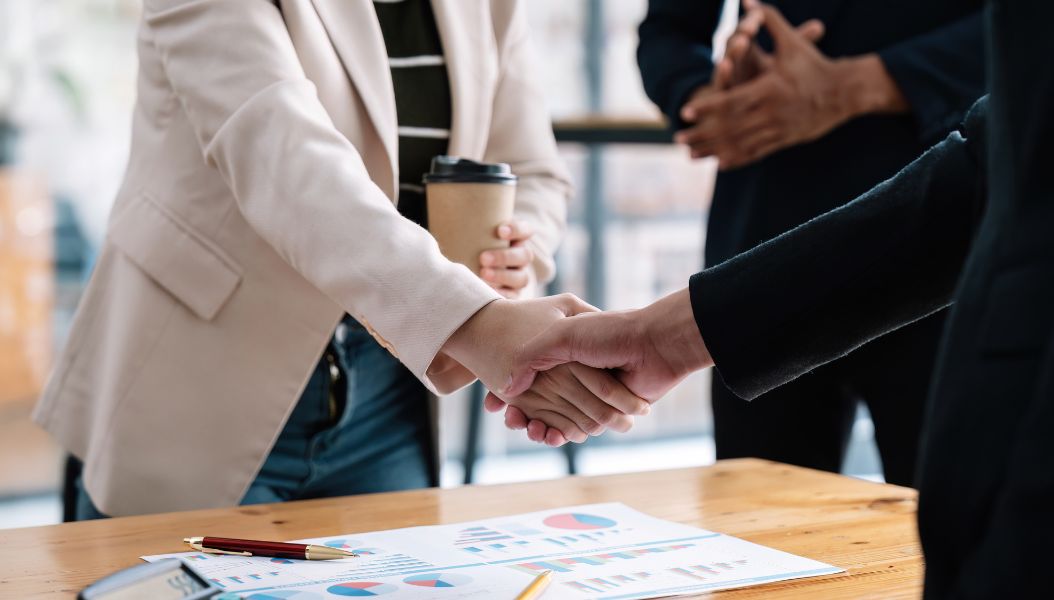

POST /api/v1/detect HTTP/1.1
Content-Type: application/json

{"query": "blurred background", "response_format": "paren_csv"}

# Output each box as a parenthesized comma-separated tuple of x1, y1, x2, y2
(0, 0, 882, 529)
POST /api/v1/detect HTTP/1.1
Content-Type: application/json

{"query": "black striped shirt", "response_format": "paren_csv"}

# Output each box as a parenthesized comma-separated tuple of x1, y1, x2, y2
(373, 0, 452, 228)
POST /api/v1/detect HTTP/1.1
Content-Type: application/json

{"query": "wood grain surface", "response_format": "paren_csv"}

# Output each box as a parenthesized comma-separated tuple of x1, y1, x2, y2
(0, 459, 922, 598)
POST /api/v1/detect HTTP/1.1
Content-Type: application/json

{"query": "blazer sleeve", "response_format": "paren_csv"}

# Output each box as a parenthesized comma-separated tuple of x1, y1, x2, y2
(142, 0, 500, 391)
(484, 0, 572, 285)
(878, 11, 987, 143)
(690, 97, 989, 401)
(637, 0, 727, 128)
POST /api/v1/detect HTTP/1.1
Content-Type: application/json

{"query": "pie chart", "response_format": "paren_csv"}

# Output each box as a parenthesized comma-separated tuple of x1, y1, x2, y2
(403, 572, 473, 588)
(326, 582, 398, 596)
(543, 513, 617, 530)
(245, 591, 322, 600)
(323, 539, 364, 550)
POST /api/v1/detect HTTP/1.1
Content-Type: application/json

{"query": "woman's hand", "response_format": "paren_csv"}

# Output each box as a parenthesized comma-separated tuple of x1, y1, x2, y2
(479, 220, 535, 298)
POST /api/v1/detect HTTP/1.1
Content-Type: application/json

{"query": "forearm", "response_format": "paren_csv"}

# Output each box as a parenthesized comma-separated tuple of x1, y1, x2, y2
(836, 53, 909, 118)
(641, 289, 713, 376)
(693, 99, 988, 400)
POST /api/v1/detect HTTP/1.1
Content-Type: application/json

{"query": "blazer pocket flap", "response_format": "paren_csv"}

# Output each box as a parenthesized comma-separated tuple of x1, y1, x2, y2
(109, 196, 242, 321)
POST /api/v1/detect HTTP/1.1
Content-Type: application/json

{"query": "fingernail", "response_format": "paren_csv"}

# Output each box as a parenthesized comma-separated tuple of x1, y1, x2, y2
(480, 253, 494, 266)
(498, 225, 511, 238)
(640, 404, 651, 415)
(481, 269, 496, 281)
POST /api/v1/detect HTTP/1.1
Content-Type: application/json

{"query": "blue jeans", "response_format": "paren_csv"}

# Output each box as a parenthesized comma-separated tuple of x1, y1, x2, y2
(76, 318, 432, 520)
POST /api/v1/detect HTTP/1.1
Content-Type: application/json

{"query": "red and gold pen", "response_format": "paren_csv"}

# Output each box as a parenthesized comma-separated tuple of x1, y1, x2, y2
(184, 536, 358, 560)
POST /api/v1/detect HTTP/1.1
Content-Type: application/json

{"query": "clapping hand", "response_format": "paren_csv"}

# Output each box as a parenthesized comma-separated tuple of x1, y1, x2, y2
(676, 1, 858, 169)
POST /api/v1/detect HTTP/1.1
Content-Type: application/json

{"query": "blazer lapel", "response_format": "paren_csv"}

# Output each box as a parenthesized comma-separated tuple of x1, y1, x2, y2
(309, 0, 398, 173)
(430, 0, 497, 157)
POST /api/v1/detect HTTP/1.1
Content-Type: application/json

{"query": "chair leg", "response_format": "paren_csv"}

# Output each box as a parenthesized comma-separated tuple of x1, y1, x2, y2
(563, 439, 581, 475)
(462, 381, 485, 484)
(62, 455, 82, 522)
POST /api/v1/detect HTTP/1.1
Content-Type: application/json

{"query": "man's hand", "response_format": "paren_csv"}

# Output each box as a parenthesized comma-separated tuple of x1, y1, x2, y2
(480, 220, 534, 299)
(494, 289, 714, 442)
(440, 294, 651, 442)
(676, 2, 906, 169)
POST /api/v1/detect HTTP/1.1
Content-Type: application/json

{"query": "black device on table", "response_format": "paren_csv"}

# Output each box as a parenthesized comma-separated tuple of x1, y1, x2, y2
(78, 558, 236, 600)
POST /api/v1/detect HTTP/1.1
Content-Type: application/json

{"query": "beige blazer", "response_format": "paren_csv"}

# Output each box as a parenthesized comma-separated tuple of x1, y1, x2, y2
(33, 0, 570, 516)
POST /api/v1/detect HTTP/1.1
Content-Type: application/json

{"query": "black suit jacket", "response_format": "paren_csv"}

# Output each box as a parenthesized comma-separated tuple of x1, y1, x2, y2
(637, 0, 985, 266)
(689, 2, 1054, 595)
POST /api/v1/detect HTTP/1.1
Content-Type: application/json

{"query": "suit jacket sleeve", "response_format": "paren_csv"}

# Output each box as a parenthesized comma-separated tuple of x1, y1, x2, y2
(690, 97, 989, 401)
(485, 0, 572, 285)
(142, 0, 500, 391)
(878, 11, 987, 143)
(637, 0, 727, 128)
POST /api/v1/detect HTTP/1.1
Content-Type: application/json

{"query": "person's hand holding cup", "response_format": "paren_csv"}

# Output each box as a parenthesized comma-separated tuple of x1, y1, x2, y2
(481, 220, 534, 298)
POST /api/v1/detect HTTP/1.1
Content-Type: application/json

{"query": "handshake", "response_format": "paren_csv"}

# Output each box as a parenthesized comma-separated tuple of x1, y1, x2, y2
(439, 290, 714, 446)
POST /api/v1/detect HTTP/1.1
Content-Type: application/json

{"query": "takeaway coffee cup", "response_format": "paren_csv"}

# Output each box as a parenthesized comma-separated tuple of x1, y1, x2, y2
(423, 156, 517, 274)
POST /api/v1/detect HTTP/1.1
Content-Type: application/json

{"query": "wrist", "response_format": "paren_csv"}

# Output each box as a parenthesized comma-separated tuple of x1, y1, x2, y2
(835, 54, 908, 118)
(641, 288, 712, 376)
(442, 299, 504, 368)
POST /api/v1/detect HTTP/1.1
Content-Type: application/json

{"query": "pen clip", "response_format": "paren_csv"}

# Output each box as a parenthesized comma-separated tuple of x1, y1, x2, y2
(185, 538, 253, 557)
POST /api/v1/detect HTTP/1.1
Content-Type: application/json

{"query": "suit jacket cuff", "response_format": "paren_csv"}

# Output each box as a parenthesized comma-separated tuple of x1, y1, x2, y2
(876, 13, 985, 144)
(665, 70, 713, 130)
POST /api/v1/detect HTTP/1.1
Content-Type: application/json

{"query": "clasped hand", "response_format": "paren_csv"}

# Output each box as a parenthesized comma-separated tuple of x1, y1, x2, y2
(440, 294, 657, 446)
(676, 1, 837, 170)
(480, 289, 714, 446)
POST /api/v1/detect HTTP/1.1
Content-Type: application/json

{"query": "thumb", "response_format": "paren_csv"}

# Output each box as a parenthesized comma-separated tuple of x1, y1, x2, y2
(796, 18, 825, 44)
(502, 320, 576, 397)
(757, 3, 799, 48)
(483, 391, 507, 413)
(553, 292, 599, 317)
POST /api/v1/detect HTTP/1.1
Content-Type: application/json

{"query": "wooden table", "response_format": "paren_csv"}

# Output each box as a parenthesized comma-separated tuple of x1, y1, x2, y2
(0, 459, 923, 598)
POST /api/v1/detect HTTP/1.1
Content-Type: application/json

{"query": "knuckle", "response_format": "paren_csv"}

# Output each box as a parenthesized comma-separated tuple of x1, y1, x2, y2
(583, 420, 605, 436)
(593, 377, 615, 402)
(597, 409, 620, 427)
